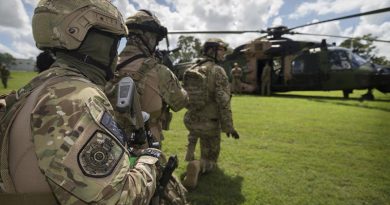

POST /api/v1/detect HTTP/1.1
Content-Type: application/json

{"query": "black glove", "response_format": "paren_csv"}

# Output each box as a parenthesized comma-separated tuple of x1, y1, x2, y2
(139, 148, 162, 159)
(226, 129, 240, 139)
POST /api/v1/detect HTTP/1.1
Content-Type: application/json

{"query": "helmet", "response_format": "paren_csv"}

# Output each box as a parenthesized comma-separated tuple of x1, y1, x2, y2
(32, 0, 128, 50)
(234, 62, 238, 66)
(125, 10, 167, 42)
(203, 38, 227, 53)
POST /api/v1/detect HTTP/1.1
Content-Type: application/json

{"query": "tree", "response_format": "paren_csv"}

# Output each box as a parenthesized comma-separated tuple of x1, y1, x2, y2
(339, 34, 390, 65)
(0, 52, 15, 65)
(171, 35, 202, 63)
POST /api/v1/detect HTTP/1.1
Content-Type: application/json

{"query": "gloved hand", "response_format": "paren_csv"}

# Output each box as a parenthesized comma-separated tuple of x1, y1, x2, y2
(139, 148, 162, 159)
(226, 129, 240, 139)
(136, 148, 165, 179)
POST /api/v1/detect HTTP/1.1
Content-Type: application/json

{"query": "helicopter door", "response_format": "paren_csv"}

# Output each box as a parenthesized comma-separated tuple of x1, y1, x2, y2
(288, 51, 322, 90)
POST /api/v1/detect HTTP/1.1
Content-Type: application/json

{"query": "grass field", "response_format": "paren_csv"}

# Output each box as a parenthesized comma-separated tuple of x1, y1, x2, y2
(2, 71, 390, 205)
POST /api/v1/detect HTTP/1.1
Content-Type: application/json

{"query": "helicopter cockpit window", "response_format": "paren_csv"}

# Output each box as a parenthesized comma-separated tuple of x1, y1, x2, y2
(329, 50, 352, 70)
(351, 52, 369, 68)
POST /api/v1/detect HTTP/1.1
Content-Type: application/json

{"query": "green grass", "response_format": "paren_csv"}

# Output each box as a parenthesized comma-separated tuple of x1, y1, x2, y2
(166, 92, 390, 205)
(2, 71, 390, 205)
(0, 71, 38, 94)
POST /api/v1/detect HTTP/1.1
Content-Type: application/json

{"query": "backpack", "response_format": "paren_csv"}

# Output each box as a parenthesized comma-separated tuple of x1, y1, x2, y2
(183, 60, 210, 111)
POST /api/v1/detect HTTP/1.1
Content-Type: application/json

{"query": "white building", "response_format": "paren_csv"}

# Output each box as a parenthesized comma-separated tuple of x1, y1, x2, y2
(8, 58, 35, 71)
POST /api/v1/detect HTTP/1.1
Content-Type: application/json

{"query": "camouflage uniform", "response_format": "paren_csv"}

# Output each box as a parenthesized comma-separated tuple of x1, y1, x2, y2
(0, 1, 161, 204)
(230, 63, 242, 94)
(261, 62, 272, 96)
(182, 38, 239, 189)
(117, 10, 188, 143)
(0, 64, 10, 89)
(108, 10, 189, 205)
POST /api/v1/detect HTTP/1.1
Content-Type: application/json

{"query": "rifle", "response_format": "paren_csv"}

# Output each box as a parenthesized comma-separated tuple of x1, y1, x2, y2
(157, 155, 178, 197)
(116, 77, 178, 204)
(116, 77, 160, 149)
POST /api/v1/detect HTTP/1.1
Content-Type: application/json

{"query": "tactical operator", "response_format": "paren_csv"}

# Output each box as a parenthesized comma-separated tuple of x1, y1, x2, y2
(230, 62, 243, 94)
(261, 60, 272, 96)
(0, 63, 10, 88)
(0, 1, 163, 204)
(115, 10, 188, 145)
(182, 38, 240, 189)
(105, 10, 189, 205)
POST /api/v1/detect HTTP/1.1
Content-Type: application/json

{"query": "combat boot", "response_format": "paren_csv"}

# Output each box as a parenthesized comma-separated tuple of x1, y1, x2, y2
(182, 160, 201, 189)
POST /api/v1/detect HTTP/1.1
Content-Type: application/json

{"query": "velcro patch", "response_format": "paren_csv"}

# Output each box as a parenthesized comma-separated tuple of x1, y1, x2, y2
(78, 131, 124, 178)
(100, 111, 126, 145)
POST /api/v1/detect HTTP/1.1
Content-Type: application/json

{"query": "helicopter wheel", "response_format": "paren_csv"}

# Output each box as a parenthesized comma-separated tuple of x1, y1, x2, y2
(360, 89, 375, 101)
(342, 89, 352, 99)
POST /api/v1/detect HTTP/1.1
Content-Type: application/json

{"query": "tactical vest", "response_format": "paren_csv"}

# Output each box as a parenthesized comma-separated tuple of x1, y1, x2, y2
(183, 60, 214, 111)
(118, 56, 163, 140)
(0, 69, 85, 204)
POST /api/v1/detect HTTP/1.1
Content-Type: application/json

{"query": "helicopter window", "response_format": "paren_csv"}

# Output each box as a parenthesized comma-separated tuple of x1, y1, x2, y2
(329, 50, 352, 70)
(351, 53, 369, 68)
(292, 59, 304, 73)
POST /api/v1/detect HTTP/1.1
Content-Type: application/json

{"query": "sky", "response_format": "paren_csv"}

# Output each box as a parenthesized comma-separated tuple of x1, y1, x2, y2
(0, 0, 389, 60)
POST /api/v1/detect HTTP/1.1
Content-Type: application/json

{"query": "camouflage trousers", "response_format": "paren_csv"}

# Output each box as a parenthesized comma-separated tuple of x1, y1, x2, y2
(232, 78, 241, 94)
(186, 132, 221, 165)
(184, 112, 221, 172)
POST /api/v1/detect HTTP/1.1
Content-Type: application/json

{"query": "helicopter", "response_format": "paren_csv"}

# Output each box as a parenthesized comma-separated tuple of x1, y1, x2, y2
(166, 7, 390, 100)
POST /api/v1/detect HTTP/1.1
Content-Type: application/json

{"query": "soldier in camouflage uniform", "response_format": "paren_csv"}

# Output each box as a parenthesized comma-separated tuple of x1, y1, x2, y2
(0, 63, 10, 89)
(115, 10, 188, 144)
(105, 9, 189, 205)
(182, 38, 240, 189)
(0, 1, 164, 204)
(230, 62, 243, 94)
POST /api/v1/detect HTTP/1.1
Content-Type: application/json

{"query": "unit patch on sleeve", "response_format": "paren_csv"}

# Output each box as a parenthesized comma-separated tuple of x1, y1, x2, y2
(78, 131, 124, 178)
(100, 111, 126, 145)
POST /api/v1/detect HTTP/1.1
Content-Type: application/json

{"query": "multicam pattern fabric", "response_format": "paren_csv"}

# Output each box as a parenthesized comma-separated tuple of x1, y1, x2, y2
(184, 58, 234, 166)
(116, 43, 188, 142)
(184, 59, 234, 134)
(3, 65, 158, 204)
(230, 67, 242, 93)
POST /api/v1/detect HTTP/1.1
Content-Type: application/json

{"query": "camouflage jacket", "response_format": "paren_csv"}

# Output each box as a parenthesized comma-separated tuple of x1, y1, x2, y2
(5, 63, 159, 204)
(115, 44, 188, 141)
(185, 58, 234, 133)
(118, 44, 188, 115)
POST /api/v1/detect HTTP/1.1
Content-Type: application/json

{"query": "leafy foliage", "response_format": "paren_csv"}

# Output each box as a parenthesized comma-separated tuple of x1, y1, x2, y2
(171, 35, 202, 63)
(0, 52, 15, 66)
(339, 34, 390, 65)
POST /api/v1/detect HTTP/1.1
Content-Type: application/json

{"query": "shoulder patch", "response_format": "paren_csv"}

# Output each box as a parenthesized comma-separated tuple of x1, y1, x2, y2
(78, 131, 124, 178)
(100, 111, 126, 146)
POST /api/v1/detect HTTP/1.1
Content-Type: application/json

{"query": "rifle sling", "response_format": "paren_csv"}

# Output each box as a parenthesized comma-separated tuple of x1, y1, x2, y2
(117, 54, 147, 71)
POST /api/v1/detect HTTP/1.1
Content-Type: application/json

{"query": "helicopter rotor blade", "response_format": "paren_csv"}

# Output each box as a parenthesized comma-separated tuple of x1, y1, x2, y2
(168, 30, 262, 34)
(291, 32, 390, 43)
(289, 7, 390, 31)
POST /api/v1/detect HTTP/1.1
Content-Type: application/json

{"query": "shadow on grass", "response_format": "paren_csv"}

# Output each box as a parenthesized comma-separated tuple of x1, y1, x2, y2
(272, 93, 390, 113)
(272, 93, 390, 103)
(185, 167, 245, 205)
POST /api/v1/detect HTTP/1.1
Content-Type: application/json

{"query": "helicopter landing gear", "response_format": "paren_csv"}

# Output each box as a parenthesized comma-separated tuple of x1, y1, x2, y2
(360, 89, 375, 101)
(342, 89, 353, 99)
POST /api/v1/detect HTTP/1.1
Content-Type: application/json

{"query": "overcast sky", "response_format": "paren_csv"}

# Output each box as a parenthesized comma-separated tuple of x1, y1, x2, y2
(0, 0, 389, 60)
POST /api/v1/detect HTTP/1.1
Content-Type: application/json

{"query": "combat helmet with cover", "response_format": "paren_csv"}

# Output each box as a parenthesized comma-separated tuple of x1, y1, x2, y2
(203, 38, 227, 62)
(125, 9, 167, 42)
(32, 0, 128, 50)
(203, 38, 227, 54)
